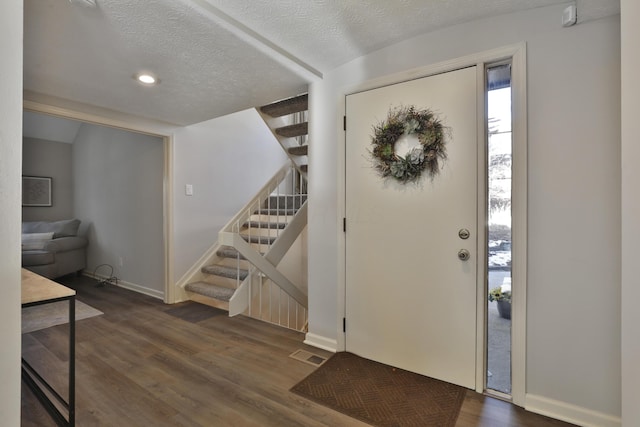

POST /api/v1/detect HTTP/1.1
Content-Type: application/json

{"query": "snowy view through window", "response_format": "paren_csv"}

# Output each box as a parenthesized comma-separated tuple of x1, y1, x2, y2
(488, 87, 512, 271)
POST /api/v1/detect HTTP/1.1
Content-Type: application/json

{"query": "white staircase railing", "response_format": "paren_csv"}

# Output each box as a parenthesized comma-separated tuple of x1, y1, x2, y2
(219, 162, 308, 329)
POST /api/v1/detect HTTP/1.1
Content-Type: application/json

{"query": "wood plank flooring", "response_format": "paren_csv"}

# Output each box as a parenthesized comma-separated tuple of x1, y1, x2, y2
(22, 276, 575, 426)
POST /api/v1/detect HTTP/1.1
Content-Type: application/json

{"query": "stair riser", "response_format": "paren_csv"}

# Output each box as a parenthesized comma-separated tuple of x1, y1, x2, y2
(241, 227, 282, 237)
(249, 214, 293, 223)
(215, 257, 251, 270)
(197, 275, 241, 290)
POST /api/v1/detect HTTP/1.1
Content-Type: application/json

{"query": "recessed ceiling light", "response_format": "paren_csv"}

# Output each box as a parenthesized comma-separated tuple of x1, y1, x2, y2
(136, 73, 159, 86)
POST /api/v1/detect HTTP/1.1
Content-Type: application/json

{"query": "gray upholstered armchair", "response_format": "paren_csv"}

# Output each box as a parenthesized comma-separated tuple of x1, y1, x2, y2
(21, 219, 88, 279)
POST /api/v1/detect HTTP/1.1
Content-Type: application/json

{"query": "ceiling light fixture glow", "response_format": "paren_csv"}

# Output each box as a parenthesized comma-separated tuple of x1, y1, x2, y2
(136, 73, 158, 85)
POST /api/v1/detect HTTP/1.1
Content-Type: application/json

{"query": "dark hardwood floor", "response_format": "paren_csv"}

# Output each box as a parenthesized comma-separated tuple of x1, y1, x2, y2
(22, 275, 574, 426)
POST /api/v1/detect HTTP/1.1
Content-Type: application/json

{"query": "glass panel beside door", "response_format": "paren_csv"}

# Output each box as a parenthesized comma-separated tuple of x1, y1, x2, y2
(486, 63, 512, 396)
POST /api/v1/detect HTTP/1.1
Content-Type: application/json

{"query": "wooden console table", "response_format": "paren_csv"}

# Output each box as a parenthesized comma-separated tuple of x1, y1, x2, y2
(21, 268, 75, 427)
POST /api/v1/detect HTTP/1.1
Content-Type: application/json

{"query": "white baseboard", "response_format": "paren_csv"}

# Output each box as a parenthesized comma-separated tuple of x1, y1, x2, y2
(304, 333, 338, 353)
(83, 272, 164, 300)
(526, 394, 621, 427)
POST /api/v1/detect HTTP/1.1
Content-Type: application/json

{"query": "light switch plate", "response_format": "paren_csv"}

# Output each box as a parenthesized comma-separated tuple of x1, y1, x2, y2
(185, 184, 193, 196)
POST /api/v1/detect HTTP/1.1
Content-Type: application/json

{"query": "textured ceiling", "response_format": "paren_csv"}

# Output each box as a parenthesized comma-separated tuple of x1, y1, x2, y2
(23, 0, 620, 126)
(23, 0, 312, 125)
(203, 0, 620, 71)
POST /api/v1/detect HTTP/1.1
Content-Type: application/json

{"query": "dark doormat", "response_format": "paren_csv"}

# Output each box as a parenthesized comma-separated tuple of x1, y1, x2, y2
(290, 352, 466, 427)
(164, 301, 225, 323)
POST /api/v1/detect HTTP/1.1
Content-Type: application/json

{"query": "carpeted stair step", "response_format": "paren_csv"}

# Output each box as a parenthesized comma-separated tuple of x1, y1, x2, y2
(244, 221, 287, 229)
(267, 195, 307, 209)
(275, 122, 308, 138)
(241, 234, 277, 245)
(256, 208, 298, 216)
(201, 264, 248, 280)
(260, 94, 308, 118)
(185, 281, 235, 302)
(216, 246, 246, 260)
(288, 145, 308, 156)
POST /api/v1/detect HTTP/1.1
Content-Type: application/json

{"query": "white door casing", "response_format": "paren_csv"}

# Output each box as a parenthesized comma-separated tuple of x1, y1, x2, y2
(345, 66, 478, 389)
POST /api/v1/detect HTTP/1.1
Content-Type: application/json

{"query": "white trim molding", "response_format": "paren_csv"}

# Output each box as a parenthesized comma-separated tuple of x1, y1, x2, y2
(526, 394, 621, 427)
(304, 333, 338, 353)
(22, 99, 177, 304)
(83, 272, 164, 300)
(337, 42, 528, 402)
(509, 42, 528, 407)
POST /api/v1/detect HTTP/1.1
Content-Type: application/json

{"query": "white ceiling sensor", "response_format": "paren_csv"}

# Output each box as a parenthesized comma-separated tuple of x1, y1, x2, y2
(562, 4, 577, 27)
(69, 0, 97, 8)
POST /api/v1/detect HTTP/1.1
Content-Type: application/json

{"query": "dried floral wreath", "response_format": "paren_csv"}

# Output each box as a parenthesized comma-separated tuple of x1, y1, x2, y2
(370, 105, 448, 183)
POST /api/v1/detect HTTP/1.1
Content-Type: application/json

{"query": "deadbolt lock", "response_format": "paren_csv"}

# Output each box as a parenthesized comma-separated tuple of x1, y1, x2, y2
(458, 228, 470, 240)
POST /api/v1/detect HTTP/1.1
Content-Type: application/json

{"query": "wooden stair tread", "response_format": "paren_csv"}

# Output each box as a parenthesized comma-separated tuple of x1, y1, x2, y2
(287, 145, 308, 156)
(260, 94, 308, 117)
(185, 281, 235, 302)
(275, 122, 308, 138)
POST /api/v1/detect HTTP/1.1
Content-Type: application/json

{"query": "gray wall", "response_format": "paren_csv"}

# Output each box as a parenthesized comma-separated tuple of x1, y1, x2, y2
(73, 123, 164, 296)
(22, 137, 73, 221)
(172, 108, 288, 281)
(308, 4, 620, 421)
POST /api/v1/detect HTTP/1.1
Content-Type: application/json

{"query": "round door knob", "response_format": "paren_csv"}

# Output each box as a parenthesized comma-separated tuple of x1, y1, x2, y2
(458, 249, 470, 261)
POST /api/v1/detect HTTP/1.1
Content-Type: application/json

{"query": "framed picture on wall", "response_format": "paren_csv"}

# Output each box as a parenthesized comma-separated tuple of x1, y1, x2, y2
(22, 176, 52, 207)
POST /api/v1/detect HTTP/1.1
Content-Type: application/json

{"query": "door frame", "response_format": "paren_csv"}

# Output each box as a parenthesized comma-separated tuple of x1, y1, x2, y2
(23, 99, 177, 304)
(337, 43, 527, 405)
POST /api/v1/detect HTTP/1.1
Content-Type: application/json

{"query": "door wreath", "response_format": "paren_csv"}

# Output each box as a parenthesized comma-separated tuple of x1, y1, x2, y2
(370, 105, 448, 183)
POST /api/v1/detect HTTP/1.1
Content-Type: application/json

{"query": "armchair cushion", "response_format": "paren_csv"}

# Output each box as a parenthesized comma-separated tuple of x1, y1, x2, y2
(21, 232, 54, 250)
(42, 236, 87, 252)
(22, 219, 81, 238)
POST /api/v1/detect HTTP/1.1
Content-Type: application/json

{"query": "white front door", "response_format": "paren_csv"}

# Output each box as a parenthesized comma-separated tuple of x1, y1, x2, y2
(345, 66, 479, 388)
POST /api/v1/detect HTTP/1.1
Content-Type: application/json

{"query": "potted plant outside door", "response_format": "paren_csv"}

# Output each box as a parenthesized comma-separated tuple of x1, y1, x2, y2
(489, 287, 511, 320)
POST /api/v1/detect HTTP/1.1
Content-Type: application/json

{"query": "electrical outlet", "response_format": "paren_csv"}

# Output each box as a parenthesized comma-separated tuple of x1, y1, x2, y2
(185, 184, 193, 196)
